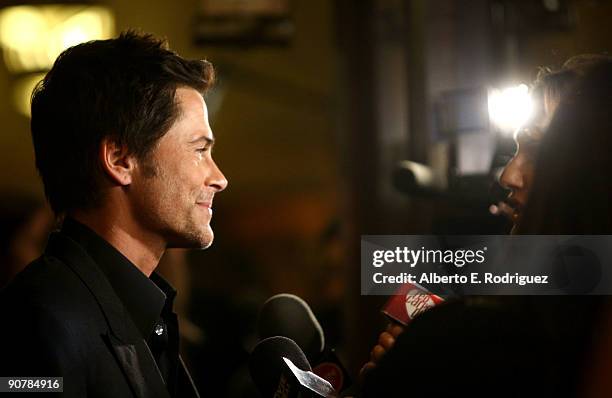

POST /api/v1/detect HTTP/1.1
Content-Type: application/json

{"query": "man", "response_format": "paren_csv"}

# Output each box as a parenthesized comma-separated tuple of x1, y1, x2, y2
(0, 31, 227, 397)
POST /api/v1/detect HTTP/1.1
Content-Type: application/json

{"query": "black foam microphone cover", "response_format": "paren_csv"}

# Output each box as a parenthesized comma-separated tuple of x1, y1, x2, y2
(258, 293, 325, 362)
(249, 336, 312, 397)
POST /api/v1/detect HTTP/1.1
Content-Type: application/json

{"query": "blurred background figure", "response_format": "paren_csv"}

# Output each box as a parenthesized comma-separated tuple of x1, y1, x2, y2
(0, 192, 54, 288)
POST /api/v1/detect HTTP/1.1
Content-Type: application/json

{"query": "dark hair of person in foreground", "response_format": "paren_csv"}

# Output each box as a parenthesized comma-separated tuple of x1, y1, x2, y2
(515, 59, 612, 234)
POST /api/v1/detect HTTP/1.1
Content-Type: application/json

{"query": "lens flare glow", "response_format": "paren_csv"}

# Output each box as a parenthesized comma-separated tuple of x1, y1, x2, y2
(488, 84, 533, 134)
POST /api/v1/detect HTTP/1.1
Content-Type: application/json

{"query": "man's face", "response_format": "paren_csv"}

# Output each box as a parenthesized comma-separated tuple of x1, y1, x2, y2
(129, 87, 228, 249)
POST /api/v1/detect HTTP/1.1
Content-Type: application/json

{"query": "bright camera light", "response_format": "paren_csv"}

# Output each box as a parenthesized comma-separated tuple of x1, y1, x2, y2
(487, 84, 533, 133)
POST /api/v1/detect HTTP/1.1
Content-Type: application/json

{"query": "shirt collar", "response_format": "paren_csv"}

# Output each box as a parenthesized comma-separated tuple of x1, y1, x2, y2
(61, 217, 176, 339)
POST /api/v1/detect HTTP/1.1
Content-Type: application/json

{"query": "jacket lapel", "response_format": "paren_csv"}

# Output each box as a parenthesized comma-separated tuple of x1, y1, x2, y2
(177, 356, 201, 398)
(46, 233, 171, 398)
(104, 333, 170, 398)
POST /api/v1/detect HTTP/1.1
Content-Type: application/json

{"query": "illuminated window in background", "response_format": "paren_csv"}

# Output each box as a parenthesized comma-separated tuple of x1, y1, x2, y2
(0, 5, 114, 73)
(0, 5, 114, 115)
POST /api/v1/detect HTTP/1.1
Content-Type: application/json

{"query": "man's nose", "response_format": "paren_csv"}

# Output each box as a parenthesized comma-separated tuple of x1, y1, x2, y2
(208, 159, 228, 192)
(499, 156, 524, 191)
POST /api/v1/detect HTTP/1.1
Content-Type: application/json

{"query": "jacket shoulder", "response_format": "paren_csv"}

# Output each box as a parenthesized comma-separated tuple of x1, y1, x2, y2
(0, 254, 109, 354)
(2, 254, 98, 314)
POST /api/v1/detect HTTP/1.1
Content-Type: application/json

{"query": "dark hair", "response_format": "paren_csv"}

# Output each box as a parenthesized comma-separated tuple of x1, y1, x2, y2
(516, 59, 612, 233)
(530, 54, 612, 120)
(31, 30, 215, 214)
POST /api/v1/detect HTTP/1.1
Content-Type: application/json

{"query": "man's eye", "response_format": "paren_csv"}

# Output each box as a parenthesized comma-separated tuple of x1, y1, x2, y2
(197, 147, 209, 153)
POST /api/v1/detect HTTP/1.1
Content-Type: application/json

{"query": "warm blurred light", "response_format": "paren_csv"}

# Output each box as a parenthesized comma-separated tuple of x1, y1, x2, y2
(0, 5, 114, 73)
(13, 73, 44, 116)
(487, 84, 533, 134)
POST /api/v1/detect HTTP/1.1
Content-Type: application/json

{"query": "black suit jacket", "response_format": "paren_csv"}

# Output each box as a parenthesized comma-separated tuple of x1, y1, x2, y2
(0, 231, 200, 398)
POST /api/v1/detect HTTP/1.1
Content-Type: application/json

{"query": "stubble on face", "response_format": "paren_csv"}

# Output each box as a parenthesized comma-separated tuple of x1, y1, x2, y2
(131, 89, 217, 250)
(143, 162, 214, 250)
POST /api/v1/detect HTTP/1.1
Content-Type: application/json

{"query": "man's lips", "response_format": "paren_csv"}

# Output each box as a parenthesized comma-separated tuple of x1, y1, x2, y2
(197, 202, 213, 210)
(197, 192, 215, 212)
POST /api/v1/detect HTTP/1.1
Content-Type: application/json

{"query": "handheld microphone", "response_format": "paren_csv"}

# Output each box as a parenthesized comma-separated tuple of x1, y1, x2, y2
(382, 282, 445, 326)
(258, 294, 325, 361)
(258, 294, 353, 393)
(249, 336, 337, 398)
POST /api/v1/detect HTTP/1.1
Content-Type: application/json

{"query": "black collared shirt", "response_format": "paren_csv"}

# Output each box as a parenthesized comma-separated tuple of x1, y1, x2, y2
(62, 218, 180, 396)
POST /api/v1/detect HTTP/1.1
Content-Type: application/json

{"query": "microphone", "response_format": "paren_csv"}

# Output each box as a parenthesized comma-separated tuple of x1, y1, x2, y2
(258, 294, 353, 393)
(258, 294, 325, 362)
(249, 336, 337, 398)
(382, 282, 445, 326)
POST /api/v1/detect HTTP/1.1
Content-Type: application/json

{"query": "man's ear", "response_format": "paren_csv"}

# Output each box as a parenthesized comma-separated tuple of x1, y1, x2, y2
(99, 137, 136, 186)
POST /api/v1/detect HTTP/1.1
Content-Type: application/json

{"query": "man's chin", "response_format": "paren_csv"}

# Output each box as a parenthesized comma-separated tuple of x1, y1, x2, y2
(167, 228, 214, 249)
(199, 235, 214, 250)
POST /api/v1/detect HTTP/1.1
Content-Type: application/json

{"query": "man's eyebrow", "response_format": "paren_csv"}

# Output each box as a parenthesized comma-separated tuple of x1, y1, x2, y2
(189, 136, 215, 145)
